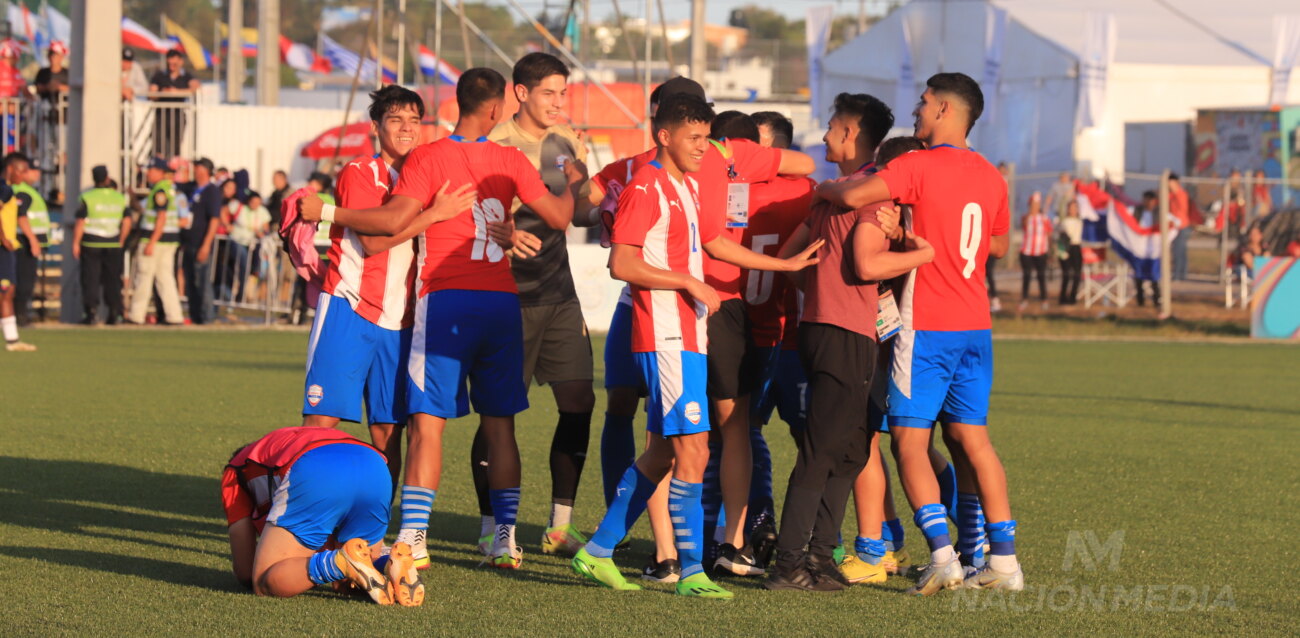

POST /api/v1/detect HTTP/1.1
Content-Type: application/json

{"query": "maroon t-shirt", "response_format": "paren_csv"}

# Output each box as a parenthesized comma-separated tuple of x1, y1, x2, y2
(801, 199, 889, 338)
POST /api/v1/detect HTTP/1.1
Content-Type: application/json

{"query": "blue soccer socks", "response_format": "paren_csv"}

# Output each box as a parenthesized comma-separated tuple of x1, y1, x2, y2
(855, 536, 887, 565)
(308, 550, 346, 585)
(938, 462, 958, 521)
(986, 519, 1019, 572)
(915, 503, 955, 564)
(669, 478, 706, 579)
(882, 518, 906, 552)
(957, 492, 987, 568)
(399, 486, 437, 531)
(586, 466, 657, 558)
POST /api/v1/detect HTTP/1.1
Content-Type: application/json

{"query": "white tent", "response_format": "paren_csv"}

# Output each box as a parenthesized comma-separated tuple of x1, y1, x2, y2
(819, 0, 1300, 177)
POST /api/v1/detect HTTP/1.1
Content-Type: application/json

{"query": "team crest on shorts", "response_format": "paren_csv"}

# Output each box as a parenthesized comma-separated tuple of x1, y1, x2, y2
(307, 384, 324, 406)
(684, 401, 702, 425)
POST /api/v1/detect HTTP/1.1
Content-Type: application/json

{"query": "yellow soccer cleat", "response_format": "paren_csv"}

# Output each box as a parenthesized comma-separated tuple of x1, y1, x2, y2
(492, 544, 523, 570)
(882, 547, 911, 576)
(5, 341, 36, 352)
(541, 524, 589, 556)
(338, 538, 393, 605)
(839, 555, 888, 585)
(386, 542, 425, 607)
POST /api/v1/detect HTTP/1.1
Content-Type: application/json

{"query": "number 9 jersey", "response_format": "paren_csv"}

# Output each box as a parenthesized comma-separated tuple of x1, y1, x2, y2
(876, 146, 1009, 331)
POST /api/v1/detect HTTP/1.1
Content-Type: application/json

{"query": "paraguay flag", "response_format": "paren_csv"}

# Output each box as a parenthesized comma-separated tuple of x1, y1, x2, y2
(1075, 180, 1161, 280)
(417, 45, 461, 84)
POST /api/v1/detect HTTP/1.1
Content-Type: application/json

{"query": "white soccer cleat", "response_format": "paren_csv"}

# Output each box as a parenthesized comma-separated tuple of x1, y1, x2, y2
(962, 564, 1025, 591)
(5, 341, 36, 352)
(907, 556, 965, 596)
(395, 528, 430, 570)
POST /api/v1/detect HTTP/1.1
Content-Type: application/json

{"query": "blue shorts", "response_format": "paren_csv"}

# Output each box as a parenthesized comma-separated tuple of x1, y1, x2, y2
(635, 350, 710, 437)
(753, 347, 807, 432)
(887, 329, 992, 428)
(604, 301, 644, 390)
(0, 247, 14, 291)
(407, 289, 529, 419)
(266, 443, 391, 550)
(303, 293, 410, 424)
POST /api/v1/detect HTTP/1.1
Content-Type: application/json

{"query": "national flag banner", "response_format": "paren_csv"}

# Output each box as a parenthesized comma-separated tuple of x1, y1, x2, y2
(417, 45, 461, 84)
(1075, 180, 1161, 280)
(321, 34, 395, 83)
(1075, 13, 1115, 131)
(122, 17, 175, 54)
(42, 4, 71, 48)
(805, 5, 834, 127)
(280, 36, 331, 74)
(1269, 16, 1300, 108)
(218, 23, 260, 58)
(162, 15, 212, 70)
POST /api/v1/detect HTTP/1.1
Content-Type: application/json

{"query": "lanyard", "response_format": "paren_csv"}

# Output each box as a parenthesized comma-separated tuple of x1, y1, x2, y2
(708, 138, 737, 179)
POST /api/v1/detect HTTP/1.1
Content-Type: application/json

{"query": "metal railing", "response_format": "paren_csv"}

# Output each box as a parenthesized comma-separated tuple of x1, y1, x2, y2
(124, 96, 199, 192)
(208, 234, 297, 324)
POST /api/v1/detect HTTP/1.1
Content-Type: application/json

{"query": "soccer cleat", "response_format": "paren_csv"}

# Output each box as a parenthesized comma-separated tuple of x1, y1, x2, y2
(5, 341, 35, 352)
(675, 572, 733, 599)
(477, 533, 493, 557)
(714, 544, 764, 577)
(907, 555, 965, 596)
(748, 512, 778, 568)
(806, 553, 849, 589)
(572, 548, 641, 591)
(396, 528, 430, 570)
(882, 548, 911, 576)
(541, 524, 588, 556)
(338, 538, 393, 605)
(962, 564, 1025, 591)
(491, 544, 523, 570)
(839, 555, 888, 584)
(386, 542, 425, 607)
(641, 554, 682, 584)
(763, 563, 843, 592)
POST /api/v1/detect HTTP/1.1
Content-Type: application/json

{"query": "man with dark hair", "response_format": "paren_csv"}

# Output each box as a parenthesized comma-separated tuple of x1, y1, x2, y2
(148, 49, 199, 159)
(181, 157, 220, 324)
(482, 52, 597, 558)
(303, 84, 428, 501)
(127, 157, 184, 325)
(571, 93, 822, 599)
(298, 67, 581, 572)
(818, 72, 1021, 595)
(265, 170, 291, 228)
(73, 166, 131, 324)
(709, 110, 760, 143)
(751, 111, 793, 149)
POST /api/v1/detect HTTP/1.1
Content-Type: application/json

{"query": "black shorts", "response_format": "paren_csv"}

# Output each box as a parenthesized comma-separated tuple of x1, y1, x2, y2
(0, 246, 14, 291)
(706, 298, 760, 400)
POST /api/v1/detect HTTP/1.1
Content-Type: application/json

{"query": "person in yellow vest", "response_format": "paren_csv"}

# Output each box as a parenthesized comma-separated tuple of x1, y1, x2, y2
(7, 153, 48, 325)
(0, 177, 33, 350)
(127, 157, 184, 325)
(73, 165, 131, 325)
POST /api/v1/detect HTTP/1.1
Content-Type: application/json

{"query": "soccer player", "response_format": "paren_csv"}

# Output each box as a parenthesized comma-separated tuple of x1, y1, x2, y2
(481, 52, 596, 557)
(0, 175, 32, 351)
(817, 72, 1022, 594)
(221, 426, 422, 606)
(303, 68, 585, 571)
(570, 93, 822, 599)
(301, 85, 466, 491)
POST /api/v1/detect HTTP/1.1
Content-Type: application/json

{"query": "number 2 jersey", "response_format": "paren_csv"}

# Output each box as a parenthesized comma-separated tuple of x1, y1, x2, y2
(876, 146, 1009, 331)
(391, 137, 550, 297)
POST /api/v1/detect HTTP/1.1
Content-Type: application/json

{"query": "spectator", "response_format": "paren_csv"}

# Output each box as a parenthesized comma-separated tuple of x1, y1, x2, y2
(1134, 191, 1162, 307)
(148, 50, 198, 160)
(34, 41, 70, 104)
(265, 169, 290, 228)
(1224, 169, 1246, 239)
(127, 157, 184, 325)
(225, 189, 270, 303)
(73, 165, 130, 324)
(181, 157, 221, 324)
(121, 48, 149, 102)
(1236, 225, 1269, 279)
(1057, 199, 1083, 305)
(1168, 173, 1191, 281)
(0, 40, 25, 99)
(1252, 169, 1272, 218)
(1044, 171, 1075, 223)
(290, 172, 332, 324)
(6, 153, 48, 324)
(1018, 192, 1051, 310)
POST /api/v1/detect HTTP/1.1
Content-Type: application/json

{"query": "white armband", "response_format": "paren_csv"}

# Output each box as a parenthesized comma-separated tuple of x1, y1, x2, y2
(321, 203, 336, 223)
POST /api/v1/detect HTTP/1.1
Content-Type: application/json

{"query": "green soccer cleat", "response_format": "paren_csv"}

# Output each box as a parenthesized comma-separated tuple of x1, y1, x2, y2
(572, 549, 641, 591)
(541, 524, 589, 556)
(675, 573, 734, 599)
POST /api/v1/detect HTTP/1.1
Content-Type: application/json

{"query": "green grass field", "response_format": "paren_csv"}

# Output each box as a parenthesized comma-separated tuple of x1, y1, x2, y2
(2, 329, 1296, 637)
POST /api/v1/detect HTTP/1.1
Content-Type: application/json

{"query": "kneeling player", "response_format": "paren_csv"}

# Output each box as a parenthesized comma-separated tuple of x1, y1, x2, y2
(221, 426, 423, 606)
(570, 93, 821, 599)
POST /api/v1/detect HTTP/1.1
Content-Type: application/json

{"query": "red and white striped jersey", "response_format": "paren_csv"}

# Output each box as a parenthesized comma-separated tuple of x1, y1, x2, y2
(1020, 213, 1053, 257)
(323, 155, 415, 330)
(611, 161, 721, 354)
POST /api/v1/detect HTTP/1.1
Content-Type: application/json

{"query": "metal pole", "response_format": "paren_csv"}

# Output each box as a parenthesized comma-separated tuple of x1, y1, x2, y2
(375, 0, 383, 89)
(657, 0, 675, 70)
(644, 0, 651, 149)
(1158, 169, 1172, 319)
(688, 0, 704, 79)
(583, 0, 590, 132)
(458, 0, 473, 68)
(432, 19, 441, 127)
(502, 0, 643, 125)
(227, 0, 245, 103)
(257, 0, 280, 105)
(610, 0, 639, 82)
(1218, 180, 1230, 285)
(397, 0, 406, 85)
(213, 20, 221, 86)
(435, 0, 513, 68)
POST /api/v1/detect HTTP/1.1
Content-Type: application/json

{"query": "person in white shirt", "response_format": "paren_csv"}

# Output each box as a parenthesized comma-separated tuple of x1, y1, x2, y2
(1056, 200, 1084, 305)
